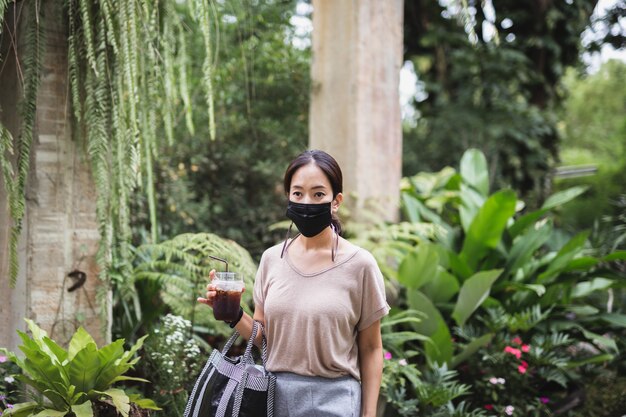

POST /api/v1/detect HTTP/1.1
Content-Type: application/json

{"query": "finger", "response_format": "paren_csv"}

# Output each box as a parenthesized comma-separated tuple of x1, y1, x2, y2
(206, 283, 216, 291)
(197, 297, 208, 304)
(209, 269, 216, 281)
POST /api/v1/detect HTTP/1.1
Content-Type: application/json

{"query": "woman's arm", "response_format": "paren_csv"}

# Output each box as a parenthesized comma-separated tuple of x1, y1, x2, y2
(358, 320, 384, 417)
(232, 306, 265, 348)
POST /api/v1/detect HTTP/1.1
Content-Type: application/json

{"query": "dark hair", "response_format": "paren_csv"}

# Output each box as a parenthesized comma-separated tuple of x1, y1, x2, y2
(283, 149, 343, 234)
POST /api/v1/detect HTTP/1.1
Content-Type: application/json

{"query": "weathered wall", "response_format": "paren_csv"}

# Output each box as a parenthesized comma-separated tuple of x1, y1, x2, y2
(0, 1, 105, 350)
(310, 0, 404, 222)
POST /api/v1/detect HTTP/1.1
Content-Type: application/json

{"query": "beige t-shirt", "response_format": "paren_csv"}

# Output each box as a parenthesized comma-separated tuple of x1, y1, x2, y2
(253, 242, 390, 381)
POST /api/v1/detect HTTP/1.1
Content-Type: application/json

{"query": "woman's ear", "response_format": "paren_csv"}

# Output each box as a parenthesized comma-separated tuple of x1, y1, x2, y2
(332, 193, 343, 212)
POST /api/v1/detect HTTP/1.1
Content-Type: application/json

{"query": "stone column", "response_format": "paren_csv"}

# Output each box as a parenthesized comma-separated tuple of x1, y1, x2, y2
(0, 1, 105, 351)
(310, 0, 404, 222)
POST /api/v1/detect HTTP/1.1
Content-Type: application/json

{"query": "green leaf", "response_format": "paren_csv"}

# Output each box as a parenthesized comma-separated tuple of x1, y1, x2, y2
(505, 220, 552, 277)
(460, 149, 489, 196)
(381, 310, 426, 328)
(459, 183, 485, 233)
(1, 401, 39, 417)
(452, 269, 502, 327)
(43, 337, 69, 365)
(604, 250, 626, 261)
(67, 343, 100, 395)
(424, 321, 453, 365)
(447, 251, 473, 281)
(509, 186, 587, 237)
(71, 400, 94, 417)
(600, 314, 626, 328)
(537, 231, 590, 284)
(382, 331, 432, 346)
(565, 353, 614, 368)
(33, 409, 68, 417)
(397, 244, 440, 289)
(577, 326, 618, 352)
(131, 397, 162, 411)
(401, 193, 423, 223)
(508, 283, 546, 297)
(111, 375, 151, 383)
(450, 333, 494, 368)
(421, 267, 459, 303)
(68, 327, 97, 361)
(407, 290, 443, 336)
(541, 186, 588, 210)
(564, 256, 599, 271)
(406, 290, 452, 364)
(571, 278, 613, 298)
(92, 339, 126, 390)
(100, 388, 130, 417)
(460, 190, 517, 270)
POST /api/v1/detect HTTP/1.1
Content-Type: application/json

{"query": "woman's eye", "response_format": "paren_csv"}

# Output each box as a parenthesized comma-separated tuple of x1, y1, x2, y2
(292, 191, 301, 197)
(315, 192, 325, 198)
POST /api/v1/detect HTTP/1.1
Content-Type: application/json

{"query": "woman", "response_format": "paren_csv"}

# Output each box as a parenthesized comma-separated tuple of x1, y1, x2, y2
(198, 150, 389, 417)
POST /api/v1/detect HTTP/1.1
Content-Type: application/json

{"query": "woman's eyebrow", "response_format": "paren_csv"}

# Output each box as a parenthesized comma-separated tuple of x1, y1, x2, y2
(291, 185, 327, 189)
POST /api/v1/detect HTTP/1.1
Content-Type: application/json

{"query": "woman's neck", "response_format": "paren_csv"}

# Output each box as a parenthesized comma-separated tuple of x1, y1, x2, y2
(297, 226, 334, 251)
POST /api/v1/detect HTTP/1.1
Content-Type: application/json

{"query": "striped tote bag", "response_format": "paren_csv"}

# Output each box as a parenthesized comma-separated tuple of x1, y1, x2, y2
(184, 320, 276, 417)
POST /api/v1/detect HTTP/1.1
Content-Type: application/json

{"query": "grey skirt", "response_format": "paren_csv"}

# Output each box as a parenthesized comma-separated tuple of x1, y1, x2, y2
(274, 372, 361, 417)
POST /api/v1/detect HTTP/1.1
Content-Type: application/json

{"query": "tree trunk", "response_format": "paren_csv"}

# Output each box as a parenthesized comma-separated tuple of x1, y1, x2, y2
(309, 0, 404, 223)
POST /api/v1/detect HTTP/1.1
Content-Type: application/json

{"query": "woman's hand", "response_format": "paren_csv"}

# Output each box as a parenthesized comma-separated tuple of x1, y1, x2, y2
(197, 269, 218, 308)
(197, 269, 245, 308)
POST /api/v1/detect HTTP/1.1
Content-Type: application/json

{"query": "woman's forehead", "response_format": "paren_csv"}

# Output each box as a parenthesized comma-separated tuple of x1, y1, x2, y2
(290, 163, 331, 188)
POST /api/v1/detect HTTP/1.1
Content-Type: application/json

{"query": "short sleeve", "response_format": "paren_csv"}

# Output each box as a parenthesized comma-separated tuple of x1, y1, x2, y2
(253, 252, 267, 309)
(357, 251, 390, 331)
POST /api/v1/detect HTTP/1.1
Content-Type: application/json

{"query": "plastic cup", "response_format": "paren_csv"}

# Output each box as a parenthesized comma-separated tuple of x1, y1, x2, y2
(213, 272, 244, 321)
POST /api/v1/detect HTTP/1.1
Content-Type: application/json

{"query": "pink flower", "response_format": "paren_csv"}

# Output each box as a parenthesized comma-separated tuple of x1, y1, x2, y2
(521, 344, 530, 352)
(489, 377, 499, 384)
(398, 359, 408, 366)
(520, 360, 528, 368)
(517, 365, 527, 374)
(540, 397, 550, 404)
(0, 355, 7, 363)
(384, 351, 392, 360)
(504, 346, 522, 359)
(484, 404, 494, 410)
(512, 337, 522, 345)
(505, 405, 514, 415)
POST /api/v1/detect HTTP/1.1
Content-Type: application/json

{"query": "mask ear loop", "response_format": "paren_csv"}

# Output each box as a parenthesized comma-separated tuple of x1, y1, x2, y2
(280, 222, 294, 259)
(331, 223, 339, 262)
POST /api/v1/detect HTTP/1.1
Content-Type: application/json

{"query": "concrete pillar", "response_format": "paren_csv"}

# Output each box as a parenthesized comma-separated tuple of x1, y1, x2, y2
(310, 0, 404, 222)
(0, 1, 105, 350)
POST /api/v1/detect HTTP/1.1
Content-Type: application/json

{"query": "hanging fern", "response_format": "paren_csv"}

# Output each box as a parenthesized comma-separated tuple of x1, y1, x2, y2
(0, 1, 218, 335)
(0, 0, 45, 288)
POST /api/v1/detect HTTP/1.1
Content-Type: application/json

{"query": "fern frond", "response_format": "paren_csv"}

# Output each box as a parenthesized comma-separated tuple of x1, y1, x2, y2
(6, 0, 45, 287)
(78, 0, 98, 74)
(177, 23, 195, 135)
(0, 123, 15, 199)
(194, 0, 216, 140)
(67, 0, 82, 122)
(100, 0, 119, 54)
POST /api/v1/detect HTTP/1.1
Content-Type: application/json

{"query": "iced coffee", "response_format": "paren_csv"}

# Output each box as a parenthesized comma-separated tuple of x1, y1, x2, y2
(213, 272, 244, 322)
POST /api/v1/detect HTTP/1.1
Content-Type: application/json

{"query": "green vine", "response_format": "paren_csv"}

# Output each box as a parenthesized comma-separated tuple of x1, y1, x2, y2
(0, 0, 45, 288)
(0, 0, 217, 332)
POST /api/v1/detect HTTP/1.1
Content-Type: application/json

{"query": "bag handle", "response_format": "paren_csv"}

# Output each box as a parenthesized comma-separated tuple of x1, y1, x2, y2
(221, 320, 270, 366)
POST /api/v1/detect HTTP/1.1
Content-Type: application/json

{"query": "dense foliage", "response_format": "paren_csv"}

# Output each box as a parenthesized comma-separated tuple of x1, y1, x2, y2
(2, 320, 157, 417)
(354, 149, 626, 415)
(401, 0, 624, 204)
(136, 0, 310, 259)
(556, 60, 626, 231)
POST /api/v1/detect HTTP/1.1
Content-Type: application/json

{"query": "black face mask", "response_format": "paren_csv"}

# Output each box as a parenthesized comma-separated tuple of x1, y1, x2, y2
(286, 201, 332, 237)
